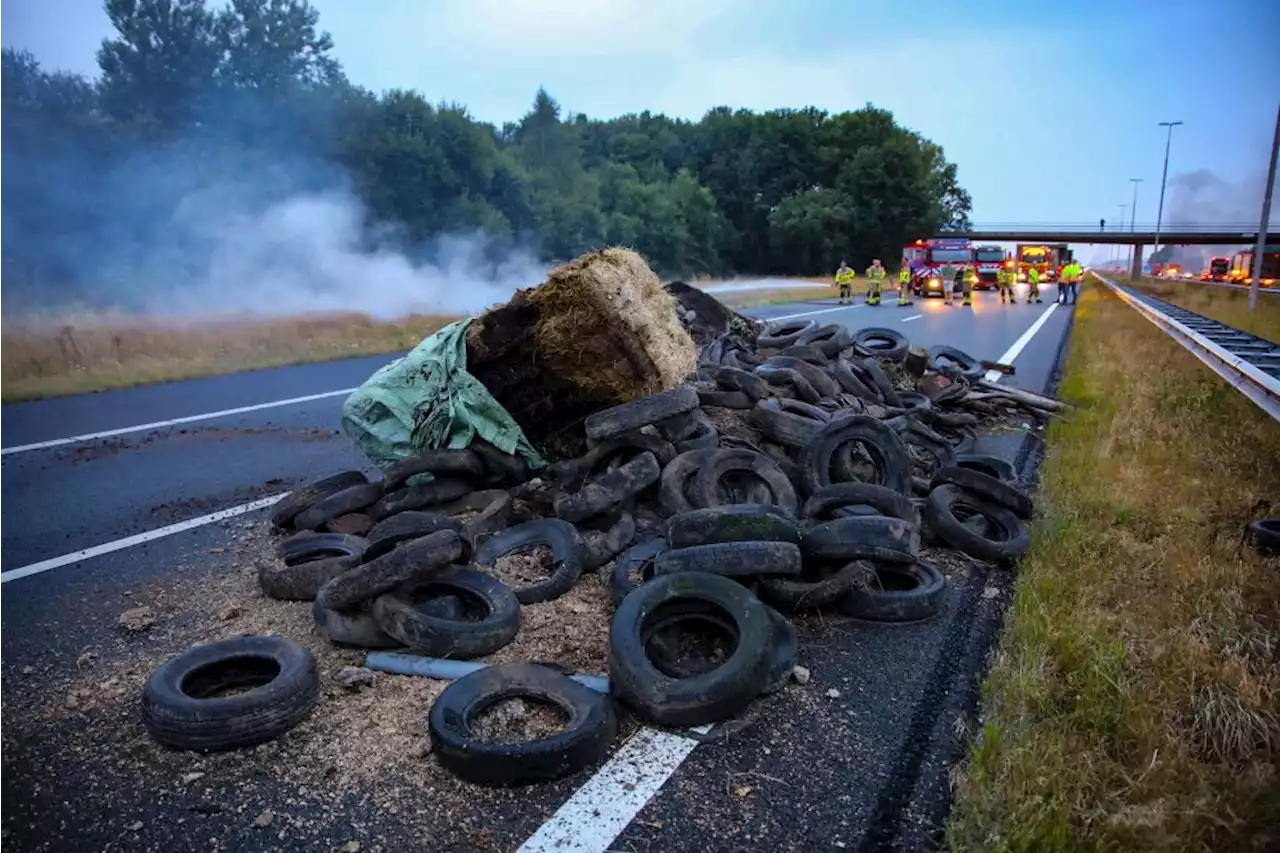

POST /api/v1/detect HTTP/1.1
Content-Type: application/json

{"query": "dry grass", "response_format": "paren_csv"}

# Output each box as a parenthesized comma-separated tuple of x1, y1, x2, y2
(948, 276, 1280, 852)
(1127, 278, 1280, 342)
(713, 285, 845, 308)
(1, 311, 457, 403)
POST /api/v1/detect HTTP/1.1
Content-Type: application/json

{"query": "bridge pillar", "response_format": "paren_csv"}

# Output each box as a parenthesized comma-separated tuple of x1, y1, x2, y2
(1129, 243, 1145, 280)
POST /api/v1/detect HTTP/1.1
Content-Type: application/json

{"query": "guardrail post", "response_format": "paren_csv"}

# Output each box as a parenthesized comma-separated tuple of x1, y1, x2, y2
(1128, 243, 1145, 280)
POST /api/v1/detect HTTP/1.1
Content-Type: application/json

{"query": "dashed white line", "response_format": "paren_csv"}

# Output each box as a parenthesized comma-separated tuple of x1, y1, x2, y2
(984, 303, 1061, 382)
(900, 314, 923, 322)
(767, 304, 864, 322)
(0, 389, 357, 457)
(516, 725, 711, 853)
(0, 494, 286, 584)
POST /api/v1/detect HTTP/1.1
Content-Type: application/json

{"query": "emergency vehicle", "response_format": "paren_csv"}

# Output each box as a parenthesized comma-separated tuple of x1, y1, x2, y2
(902, 237, 973, 298)
(1016, 243, 1070, 282)
(1200, 257, 1230, 282)
(1228, 246, 1280, 287)
(973, 245, 1005, 290)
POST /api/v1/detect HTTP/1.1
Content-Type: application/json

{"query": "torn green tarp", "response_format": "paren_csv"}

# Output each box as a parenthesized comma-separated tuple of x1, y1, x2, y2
(340, 318, 547, 471)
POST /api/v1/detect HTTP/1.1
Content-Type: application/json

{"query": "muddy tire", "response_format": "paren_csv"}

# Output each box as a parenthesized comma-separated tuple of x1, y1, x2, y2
(440, 490, 514, 551)
(931, 466, 1033, 519)
(801, 516, 920, 564)
(554, 452, 661, 524)
(370, 479, 474, 521)
(585, 386, 699, 442)
(859, 358, 902, 408)
(766, 356, 841, 398)
(837, 562, 947, 622)
(691, 449, 799, 515)
(473, 518, 585, 604)
(294, 483, 384, 532)
(758, 559, 872, 612)
(927, 346, 983, 382)
(800, 416, 910, 495)
(714, 366, 770, 400)
(323, 530, 463, 610)
(654, 409, 702, 442)
(832, 359, 879, 401)
(853, 328, 908, 362)
(364, 512, 462, 562)
(674, 413, 719, 452)
(384, 449, 485, 490)
(924, 484, 1030, 562)
(313, 585, 400, 648)
(666, 504, 801, 549)
(954, 453, 1017, 483)
(658, 449, 719, 516)
(758, 319, 818, 349)
(750, 398, 824, 450)
(796, 323, 852, 358)
(609, 538, 668, 605)
(642, 601, 796, 697)
(372, 567, 521, 658)
(262, 533, 367, 601)
(609, 572, 773, 726)
(270, 471, 368, 529)
(654, 540, 802, 579)
(802, 483, 918, 523)
(471, 440, 530, 486)
(142, 636, 319, 751)
(583, 512, 637, 572)
(755, 366, 821, 404)
(429, 663, 618, 786)
(698, 389, 754, 409)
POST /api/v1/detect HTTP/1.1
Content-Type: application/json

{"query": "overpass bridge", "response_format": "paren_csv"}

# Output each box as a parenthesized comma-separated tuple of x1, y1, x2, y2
(935, 222, 1273, 278)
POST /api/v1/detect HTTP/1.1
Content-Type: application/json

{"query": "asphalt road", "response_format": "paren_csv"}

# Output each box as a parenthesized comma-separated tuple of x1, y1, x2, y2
(0, 284, 1074, 853)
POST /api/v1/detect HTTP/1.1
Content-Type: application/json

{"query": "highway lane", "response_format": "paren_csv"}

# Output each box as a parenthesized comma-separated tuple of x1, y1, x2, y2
(1, 288, 1075, 853)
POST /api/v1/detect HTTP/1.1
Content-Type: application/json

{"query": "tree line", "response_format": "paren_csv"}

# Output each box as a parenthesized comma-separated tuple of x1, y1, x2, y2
(1, 0, 971, 306)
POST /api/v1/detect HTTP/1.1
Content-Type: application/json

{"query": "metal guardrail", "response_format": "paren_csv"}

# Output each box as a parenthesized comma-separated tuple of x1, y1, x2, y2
(947, 222, 1268, 232)
(1130, 275, 1280, 296)
(1093, 272, 1280, 421)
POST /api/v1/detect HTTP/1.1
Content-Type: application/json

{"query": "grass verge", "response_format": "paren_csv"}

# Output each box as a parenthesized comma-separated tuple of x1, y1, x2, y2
(948, 277, 1280, 852)
(1, 312, 455, 403)
(1126, 277, 1280, 342)
(713, 284, 846, 308)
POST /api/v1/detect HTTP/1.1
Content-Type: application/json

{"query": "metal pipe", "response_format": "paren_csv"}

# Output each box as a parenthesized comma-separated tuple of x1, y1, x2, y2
(365, 651, 612, 694)
(1154, 121, 1183, 255)
(1250, 104, 1280, 312)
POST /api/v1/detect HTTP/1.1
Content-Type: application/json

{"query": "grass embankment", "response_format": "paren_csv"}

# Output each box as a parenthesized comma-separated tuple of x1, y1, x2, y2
(949, 277, 1280, 852)
(1127, 277, 1280, 342)
(1, 312, 455, 403)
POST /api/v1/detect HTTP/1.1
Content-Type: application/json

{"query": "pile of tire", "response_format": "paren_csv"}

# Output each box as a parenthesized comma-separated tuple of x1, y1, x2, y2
(169, 316, 1036, 779)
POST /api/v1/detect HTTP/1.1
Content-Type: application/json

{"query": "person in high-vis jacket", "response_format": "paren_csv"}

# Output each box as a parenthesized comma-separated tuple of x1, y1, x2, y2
(998, 266, 1017, 304)
(1027, 265, 1043, 303)
(1063, 261, 1081, 304)
(865, 259, 886, 306)
(961, 264, 974, 307)
(835, 261, 855, 304)
(897, 264, 913, 306)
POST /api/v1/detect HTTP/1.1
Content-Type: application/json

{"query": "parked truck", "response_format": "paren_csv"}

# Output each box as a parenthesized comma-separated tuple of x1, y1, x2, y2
(1016, 243, 1071, 282)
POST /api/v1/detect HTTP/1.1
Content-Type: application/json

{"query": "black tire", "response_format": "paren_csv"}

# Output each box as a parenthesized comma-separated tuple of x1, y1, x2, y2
(313, 585, 400, 648)
(583, 512, 637, 572)
(270, 471, 368, 529)
(654, 541, 803, 579)
(1245, 518, 1280, 557)
(641, 601, 796, 697)
(931, 466, 1033, 520)
(802, 483, 918, 523)
(365, 512, 462, 562)
(924, 484, 1030, 562)
(666, 504, 800, 549)
(898, 391, 932, 411)
(659, 449, 719, 516)
(837, 562, 947, 622)
(675, 414, 719, 452)
(766, 357, 841, 398)
(859, 358, 902, 408)
(801, 416, 910, 495)
(777, 344, 828, 363)
(698, 389, 754, 409)
(142, 636, 319, 751)
(796, 323, 852, 358)
(609, 572, 773, 726)
(471, 439, 530, 487)
(610, 538, 668, 605)
(750, 398, 824, 449)
(384, 450, 485, 491)
(275, 532, 367, 566)
(373, 567, 521, 658)
(832, 359, 880, 401)
(853, 327, 908, 362)
(554, 452, 661, 524)
(691, 449, 799, 515)
(441, 490, 514, 551)
(714, 365, 770, 400)
(429, 663, 618, 786)
(801, 516, 920, 564)
(262, 533, 367, 601)
(755, 366, 820, 404)
(758, 319, 818, 349)
(654, 409, 702, 442)
(927, 345, 984, 382)
(585, 386, 699, 442)
(901, 429, 956, 483)
(776, 398, 832, 423)
(370, 479, 474, 521)
(758, 559, 872, 612)
(954, 453, 1017, 483)
(761, 606, 799, 695)
(323, 529, 463, 610)
(294, 483, 384, 531)
(473, 518, 585, 604)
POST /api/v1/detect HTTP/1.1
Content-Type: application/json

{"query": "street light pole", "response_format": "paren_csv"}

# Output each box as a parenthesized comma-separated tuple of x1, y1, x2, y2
(1129, 178, 1143, 275)
(1249, 103, 1279, 312)
(1153, 120, 1183, 257)
(1117, 204, 1127, 266)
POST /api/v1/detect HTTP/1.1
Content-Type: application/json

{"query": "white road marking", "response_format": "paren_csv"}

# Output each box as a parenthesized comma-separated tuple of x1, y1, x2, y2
(0, 494, 286, 584)
(516, 725, 712, 853)
(767, 304, 864, 322)
(0, 389, 357, 457)
(984, 303, 1060, 383)
(900, 314, 924, 323)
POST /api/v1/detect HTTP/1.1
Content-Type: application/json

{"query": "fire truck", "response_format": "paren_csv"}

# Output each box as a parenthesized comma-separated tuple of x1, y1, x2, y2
(1228, 246, 1280, 287)
(902, 237, 973, 298)
(973, 245, 1005, 290)
(1200, 257, 1230, 282)
(1016, 243, 1071, 282)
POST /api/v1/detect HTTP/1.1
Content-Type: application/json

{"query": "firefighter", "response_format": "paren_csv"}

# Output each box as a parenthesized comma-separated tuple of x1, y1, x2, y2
(961, 263, 974, 307)
(865, 259, 886, 306)
(1028, 264, 1043, 303)
(998, 265, 1017, 304)
(897, 263, 913, 306)
(834, 260, 855, 304)
(952, 262, 967, 306)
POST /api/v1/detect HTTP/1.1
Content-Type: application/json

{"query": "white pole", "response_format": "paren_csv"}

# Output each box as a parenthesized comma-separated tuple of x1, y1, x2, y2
(1249, 104, 1279, 312)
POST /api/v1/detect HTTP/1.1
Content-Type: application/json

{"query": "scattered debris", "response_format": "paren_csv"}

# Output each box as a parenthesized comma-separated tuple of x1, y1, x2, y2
(826, 688, 842, 699)
(792, 665, 811, 685)
(117, 607, 155, 633)
(336, 666, 376, 690)
(252, 809, 275, 828)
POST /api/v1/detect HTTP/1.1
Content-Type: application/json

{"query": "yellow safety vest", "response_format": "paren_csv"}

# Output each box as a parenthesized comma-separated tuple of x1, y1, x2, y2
(899, 267, 911, 283)
(867, 266, 886, 282)
(835, 268, 855, 285)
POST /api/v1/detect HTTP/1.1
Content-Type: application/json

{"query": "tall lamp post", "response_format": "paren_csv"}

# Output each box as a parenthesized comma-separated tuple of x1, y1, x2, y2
(1129, 178, 1144, 275)
(1117, 204, 1128, 266)
(1249, 104, 1279, 312)
(1153, 120, 1183, 257)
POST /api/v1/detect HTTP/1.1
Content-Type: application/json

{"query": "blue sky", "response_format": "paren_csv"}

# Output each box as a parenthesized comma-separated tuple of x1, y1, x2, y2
(5, 0, 1278, 233)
